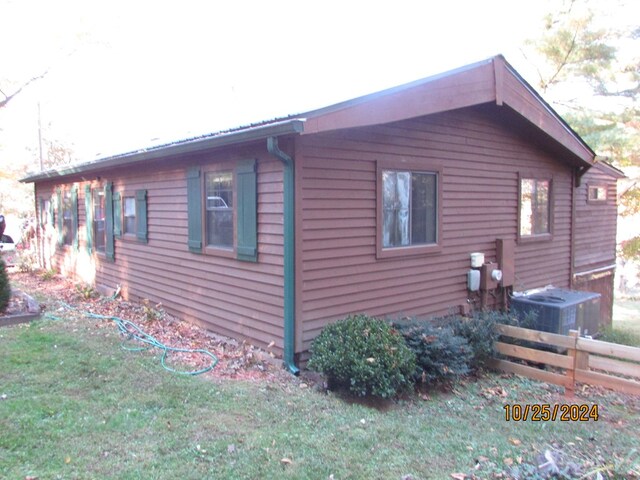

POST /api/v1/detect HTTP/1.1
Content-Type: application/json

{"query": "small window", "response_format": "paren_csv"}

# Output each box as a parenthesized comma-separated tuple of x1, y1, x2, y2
(520, 177, 551, 237)
(205, 171, 233, 249)
(382, 170, 437, 248)
(588, 185, 607, 203)
(41, 199, 51, 226)
(123, 196, 136, 235)
(93, 189, 106, 252)
(62, 190, 74, 245)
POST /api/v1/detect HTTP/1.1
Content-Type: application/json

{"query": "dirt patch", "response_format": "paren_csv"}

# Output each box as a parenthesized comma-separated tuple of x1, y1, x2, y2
(9, 271, 294, 384)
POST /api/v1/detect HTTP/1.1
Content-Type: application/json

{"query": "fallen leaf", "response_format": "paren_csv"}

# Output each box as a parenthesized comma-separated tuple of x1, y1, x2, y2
(227, 444, 235, 454)
(509, 438, 521, 446)
(64, 456, 71, 464)
(504, 457, 514, 466)
(450, 473, 467, 479)
(25, 476, 38, 480)
(366, 357, 375, 363)
(281, 458, 293, 466)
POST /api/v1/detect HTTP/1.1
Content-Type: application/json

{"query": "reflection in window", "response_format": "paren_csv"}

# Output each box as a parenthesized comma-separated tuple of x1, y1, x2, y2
(124, 196, 136, 234)
(205, 172, 233, 248)
(93, 189, 106, 252)
(62, 191, 73, 245)
(520, 178, 550, 236)
(382, 170, 437, 248)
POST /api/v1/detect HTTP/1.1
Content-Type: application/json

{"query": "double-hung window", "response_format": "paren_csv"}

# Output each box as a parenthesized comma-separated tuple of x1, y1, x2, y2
(377, 161, 441, 258)
(519, 176, 552, 239)
(93, 189, 106, 252)
(187, 159, 257, 262)
(62, 190, 74, 246)
(205, 172, 234, 249)
(123, 196, 136, 235)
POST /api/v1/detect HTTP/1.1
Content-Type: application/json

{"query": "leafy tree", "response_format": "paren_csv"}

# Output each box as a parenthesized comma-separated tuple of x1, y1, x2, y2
(522, 0, 639, 260)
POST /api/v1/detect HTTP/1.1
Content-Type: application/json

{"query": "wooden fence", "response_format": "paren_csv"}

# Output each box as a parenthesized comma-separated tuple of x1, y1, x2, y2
(490, 324, 640, 396)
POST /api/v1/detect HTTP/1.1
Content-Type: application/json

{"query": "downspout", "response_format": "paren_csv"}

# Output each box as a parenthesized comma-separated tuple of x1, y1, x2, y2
(267, 137, 300, 375)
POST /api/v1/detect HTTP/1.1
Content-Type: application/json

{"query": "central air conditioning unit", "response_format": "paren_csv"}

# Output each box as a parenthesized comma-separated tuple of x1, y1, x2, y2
(510, 288, 601, 336)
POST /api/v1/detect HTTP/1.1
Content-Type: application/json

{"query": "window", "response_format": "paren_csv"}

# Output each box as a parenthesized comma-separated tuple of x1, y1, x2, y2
(205, 171, 233, 249)
(93, 188, 106, 252)
(62, 190, 74, 245)
(123, 196, 136, 235)
(377, 161, 441, 259)
(588, 185, 607, 203)
(41, 199, 51, 227)
(382, 170, 437, 248)
(519, 177, 551, 238)
(186, 159, 257, 262)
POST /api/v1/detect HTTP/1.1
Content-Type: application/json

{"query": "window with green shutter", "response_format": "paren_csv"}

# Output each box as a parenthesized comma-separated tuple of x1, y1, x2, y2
(185, 160, 258, 262)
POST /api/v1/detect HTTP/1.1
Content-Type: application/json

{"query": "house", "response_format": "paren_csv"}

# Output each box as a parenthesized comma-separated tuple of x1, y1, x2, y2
(22, 56, 620, 372)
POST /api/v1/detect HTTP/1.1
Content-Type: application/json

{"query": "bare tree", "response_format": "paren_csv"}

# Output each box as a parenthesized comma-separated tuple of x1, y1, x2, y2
(0, 69, 50, 109)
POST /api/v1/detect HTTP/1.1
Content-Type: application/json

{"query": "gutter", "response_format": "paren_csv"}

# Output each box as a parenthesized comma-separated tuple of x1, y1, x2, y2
(267, 136, 300, 375)
(21, 119, 305, 183)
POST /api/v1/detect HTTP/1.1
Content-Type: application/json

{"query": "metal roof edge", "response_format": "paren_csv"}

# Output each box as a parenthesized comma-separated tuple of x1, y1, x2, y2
(20, 119, 305, 183)
(500, 58, 596, 164)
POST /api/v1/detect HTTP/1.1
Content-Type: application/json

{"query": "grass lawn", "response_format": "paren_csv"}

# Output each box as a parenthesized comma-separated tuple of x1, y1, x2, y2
(613, 297, 640, 337)
(1, 289, 639, 478)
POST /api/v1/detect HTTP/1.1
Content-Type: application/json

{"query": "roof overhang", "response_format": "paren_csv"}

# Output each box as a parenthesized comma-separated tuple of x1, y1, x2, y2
(21, 55, 596, 184)
(21, 119, 305, 183)
(300, 55, 595, 169)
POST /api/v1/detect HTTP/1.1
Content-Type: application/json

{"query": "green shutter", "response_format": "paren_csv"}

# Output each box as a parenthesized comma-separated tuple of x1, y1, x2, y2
(136, 189, 148, 243)
(236, 159, 258, 262)
(186, 167, 203, 253)
(71, 186, 79, 250)
(85, 185, 93, 254)
(113, 192, 122, 238)
(105, 182, 115, 261)
(56, 188, 63, 246)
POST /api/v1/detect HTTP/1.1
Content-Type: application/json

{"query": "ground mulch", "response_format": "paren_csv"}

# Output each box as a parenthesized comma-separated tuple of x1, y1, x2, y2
(8, 271, 294, 384)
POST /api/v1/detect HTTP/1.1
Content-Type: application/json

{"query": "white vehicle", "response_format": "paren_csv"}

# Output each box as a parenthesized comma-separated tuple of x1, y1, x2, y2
(0, 239, 16, 267)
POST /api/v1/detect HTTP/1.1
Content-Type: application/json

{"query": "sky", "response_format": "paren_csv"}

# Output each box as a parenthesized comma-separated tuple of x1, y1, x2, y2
(1, 0, 637, 171)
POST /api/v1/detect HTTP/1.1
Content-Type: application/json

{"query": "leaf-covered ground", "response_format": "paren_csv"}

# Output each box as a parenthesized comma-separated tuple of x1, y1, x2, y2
(1, 270, 639, 479)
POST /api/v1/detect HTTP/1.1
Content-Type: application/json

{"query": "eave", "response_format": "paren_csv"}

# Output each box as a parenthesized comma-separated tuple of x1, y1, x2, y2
(21, 119, 305, 183)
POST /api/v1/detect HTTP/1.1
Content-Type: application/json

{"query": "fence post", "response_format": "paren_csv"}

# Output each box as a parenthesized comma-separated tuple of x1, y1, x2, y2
(566, 329, 580, 397)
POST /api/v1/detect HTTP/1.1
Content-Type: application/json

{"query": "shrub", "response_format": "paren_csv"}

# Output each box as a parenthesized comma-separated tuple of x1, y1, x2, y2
(0, 257, 11, 313)
(448, 310, 529, 371)
(307, 314, 416, 398)
(393, 320, 472, 384)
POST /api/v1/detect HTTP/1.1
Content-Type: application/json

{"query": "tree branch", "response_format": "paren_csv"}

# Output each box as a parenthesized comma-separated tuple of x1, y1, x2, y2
(0, 69, 50, 108)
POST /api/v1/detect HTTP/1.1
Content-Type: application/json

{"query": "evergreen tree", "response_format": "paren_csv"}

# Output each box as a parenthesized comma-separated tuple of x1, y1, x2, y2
(0, 257, 11, 313)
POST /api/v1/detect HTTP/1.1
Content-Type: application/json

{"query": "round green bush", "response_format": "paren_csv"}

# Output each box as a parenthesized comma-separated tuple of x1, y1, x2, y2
(0, 257, 11, 313)
(307, 314, 416, 398)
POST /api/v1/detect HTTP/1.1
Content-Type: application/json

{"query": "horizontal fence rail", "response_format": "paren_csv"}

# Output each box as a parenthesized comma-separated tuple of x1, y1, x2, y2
(490, 324, 640, 396)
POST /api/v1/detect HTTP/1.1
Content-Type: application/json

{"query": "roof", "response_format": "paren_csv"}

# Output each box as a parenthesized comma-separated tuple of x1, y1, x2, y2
(21, 55, 595, 183)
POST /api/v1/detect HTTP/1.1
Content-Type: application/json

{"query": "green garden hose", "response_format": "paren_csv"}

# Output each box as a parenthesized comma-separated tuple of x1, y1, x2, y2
(47, 302, 218, 375)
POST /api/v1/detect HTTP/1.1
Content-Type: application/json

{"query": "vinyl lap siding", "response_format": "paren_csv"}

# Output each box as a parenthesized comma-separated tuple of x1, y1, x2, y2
(35, 156, 285, 352)
(574, 167, 618, 271)
(298, 108, 574, 350)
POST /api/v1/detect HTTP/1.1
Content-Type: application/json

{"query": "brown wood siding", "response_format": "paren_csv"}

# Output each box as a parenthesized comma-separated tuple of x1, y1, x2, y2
(573, 166, 619, 272)
(33, 151, 285, 352)
(298, 107, 574, 351)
